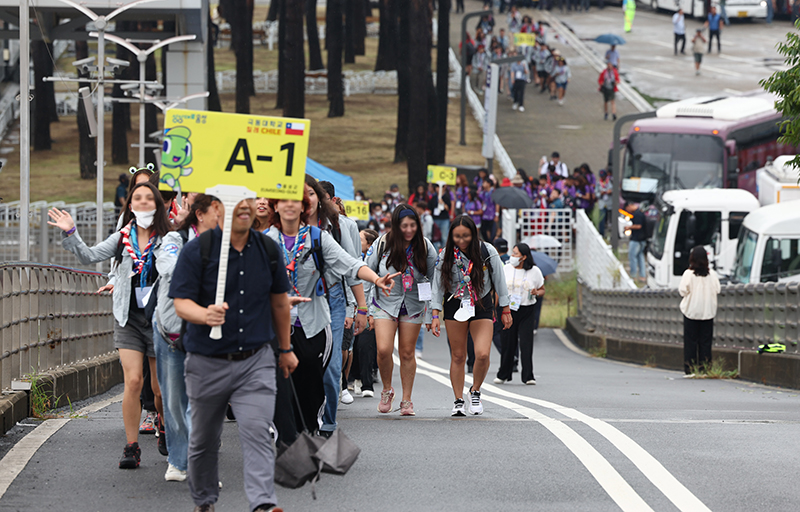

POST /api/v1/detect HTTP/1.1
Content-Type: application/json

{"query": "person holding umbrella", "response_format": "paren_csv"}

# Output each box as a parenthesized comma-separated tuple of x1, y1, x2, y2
(494, 243, 544, 385)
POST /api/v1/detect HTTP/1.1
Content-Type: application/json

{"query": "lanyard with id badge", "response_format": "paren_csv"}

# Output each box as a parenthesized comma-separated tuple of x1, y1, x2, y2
(280, 227, 310, 320)
(453, 248, 475, 321)
(401, 245, 433, 301)
(509, 269, 522, 311)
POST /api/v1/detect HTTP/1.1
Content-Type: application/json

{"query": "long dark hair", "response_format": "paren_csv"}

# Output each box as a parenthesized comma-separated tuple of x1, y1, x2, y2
(120, 182, 172, 237)
(515, 242, 535, 271)
(176, 194, 219, 232)
(267, 189, 311, 232)
(441, 215, 485, 301)
(689, 246, 709, 277)
(305, 175, 340, 231)
(384, 204, 428, 276)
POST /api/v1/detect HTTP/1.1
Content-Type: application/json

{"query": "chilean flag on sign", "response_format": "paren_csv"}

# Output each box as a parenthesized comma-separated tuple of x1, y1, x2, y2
(285, 122, 305, 136)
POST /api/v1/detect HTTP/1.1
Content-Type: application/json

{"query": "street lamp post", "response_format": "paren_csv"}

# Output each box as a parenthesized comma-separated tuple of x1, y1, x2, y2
(19, 0, 29, 260)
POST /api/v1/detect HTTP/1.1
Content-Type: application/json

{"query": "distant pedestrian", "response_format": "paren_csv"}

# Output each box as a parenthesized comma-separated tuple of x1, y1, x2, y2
(428, 183, 452, 250)
(704, 6, 722, 53)
(673, 8, 686, 55)
(471, 44, 489, 95)
(597, 170, 613, 237)
(626, 201, 647, 283)
(540, 151, 569, 178)
(692, 29, 707, 75)
(479, 180, 497, 242)
(766, 0, 774, 23)
(679, 246, 720, 376)
(456, 0, 464, 13)
(598, 61, 620, 121)
(510, 52, 530, 112)
(605, 44, 620, 69)
(623, 0, 636, 32)
(552, 56, 571, 106)
(719, 0, 730, 25)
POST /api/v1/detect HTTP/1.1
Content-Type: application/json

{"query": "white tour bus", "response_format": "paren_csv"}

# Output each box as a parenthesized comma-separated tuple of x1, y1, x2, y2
(651, 0, 766, 20)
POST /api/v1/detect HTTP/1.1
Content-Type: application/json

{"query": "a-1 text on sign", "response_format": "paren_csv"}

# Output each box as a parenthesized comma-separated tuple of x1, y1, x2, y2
(344, 201, 369, 221)
(427, 165, 457, 186)
(159, 109, 310, 200)
(513, 33, 537, 47)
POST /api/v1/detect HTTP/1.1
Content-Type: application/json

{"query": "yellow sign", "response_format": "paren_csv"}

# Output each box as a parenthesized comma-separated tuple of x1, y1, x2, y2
(427, 165, 457, 186)
(344, 201, 369, 221)
(513, 33, 537, 47)
(159, 109, 310, 200)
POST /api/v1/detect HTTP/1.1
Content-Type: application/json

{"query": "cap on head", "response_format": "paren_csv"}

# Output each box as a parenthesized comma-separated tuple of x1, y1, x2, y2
(493, 237, 509, 253)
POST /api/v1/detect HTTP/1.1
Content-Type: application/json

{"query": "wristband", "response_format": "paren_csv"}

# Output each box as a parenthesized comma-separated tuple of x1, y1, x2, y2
(278, 346, 294, 354)
(432, 315, 439, 319)
(66, 226, 76, 236)
(357, 309, 368, 316)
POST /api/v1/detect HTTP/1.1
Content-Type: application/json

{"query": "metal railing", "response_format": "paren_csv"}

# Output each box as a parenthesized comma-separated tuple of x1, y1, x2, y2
(575, 209, 635, 290)
(0, 263, 114, 391)
(576, 279, 800, 354)
(519, 208, 574, 272)
(0, 201, 116, 272)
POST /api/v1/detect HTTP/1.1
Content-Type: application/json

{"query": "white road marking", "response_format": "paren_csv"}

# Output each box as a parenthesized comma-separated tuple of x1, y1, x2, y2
(646, 40, 674, 49)
(632, 67, 674, 79)
(717, 54, 755, 64)
(701, 65, 742, 77)
(0, 393, 123, 500)
(723, 88, 743, 95)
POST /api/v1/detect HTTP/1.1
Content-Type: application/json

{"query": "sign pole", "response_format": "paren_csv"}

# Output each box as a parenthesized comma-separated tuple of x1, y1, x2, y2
(205, 185, 257, 340)
(19, 0, 29, 261)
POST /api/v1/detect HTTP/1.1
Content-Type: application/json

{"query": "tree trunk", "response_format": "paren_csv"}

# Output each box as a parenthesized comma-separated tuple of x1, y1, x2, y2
(247, 0, 255, 96)
(283, 0, 305, 118)
(31, 41, 51, 151)
(344, 0, 356, 63)
(267, 0, 279, 21)
(44, 43, 58, 123)
(224, 0, 252, 113)
(394, 4, 410, 163)
(375, 0, 397, 71)
(276, 0, 285, 109)
(426, 73, 438, 165)
(306, 0, 324, 70)
(75, 41, 97, 179)
(435, 0, 450, 164)
(327, 0, 345, 118)
(354, 0, 366, 56)
(207, 12, 222, 111)
(405, 0, 431, 187)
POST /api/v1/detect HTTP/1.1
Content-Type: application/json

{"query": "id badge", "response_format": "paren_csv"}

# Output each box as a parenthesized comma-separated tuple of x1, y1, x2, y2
(134, 286, 153, 309)
(417, 282, 432, 301)
(402, 273, 413, 292)
(509, 294, 522, 311)
(454, 297, 475, 322)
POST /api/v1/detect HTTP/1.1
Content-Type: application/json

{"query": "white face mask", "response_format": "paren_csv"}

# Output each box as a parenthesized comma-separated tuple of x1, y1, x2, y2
(509, 256, 521, 267)
(133, 209, 156, 229)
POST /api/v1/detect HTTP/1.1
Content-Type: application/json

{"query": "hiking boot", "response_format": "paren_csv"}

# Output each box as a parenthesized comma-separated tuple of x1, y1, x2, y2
(164, 463, 186, 482)
(377, 388, 395, 413)
(399, 400, 415, 416)
(469, 389, 484, 415)
(119, 442, 141, 469)
(139, 412, 156, 434)
(451, 398, 466, 417)
(193, 505, 214, 512)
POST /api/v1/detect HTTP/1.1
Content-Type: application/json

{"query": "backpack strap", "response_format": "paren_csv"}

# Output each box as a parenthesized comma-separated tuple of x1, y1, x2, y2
(376, 234, 387, 259)
(306, 226, 329, 300)
(481, 242, 495, 295)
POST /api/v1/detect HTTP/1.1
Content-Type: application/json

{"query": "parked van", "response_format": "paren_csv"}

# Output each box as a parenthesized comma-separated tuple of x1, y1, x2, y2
(730, 199, 800, 284)
(646, 189, 760, 288)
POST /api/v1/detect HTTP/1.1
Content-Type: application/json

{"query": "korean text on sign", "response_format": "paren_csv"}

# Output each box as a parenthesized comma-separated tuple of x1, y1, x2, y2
(159, 109, 311, 200)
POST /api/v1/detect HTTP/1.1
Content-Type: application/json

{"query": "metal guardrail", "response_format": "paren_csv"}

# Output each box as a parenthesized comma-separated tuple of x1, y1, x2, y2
(0, 201, 116, 272)
(519, 208, 575, 272)
(0, 263, 114, 391)
(576, 279, 800, 354)
(575, 209, 635, 289)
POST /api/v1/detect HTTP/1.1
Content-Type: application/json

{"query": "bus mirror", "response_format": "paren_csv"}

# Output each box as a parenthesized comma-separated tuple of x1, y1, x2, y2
(727, 155, 739, 178)
(725, 140, 737, 156)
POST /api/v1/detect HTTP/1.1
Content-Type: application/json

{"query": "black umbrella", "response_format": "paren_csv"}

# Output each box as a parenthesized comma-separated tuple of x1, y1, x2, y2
(491, 187, 533, 209)
(530, 251, 558, 276)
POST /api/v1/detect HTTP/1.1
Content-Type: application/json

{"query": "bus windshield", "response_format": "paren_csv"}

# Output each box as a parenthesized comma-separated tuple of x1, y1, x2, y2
(622, 133, 725, 194)
(732, 227, 758, 284)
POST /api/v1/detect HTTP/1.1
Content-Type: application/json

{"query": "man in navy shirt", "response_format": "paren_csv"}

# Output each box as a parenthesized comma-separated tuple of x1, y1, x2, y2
(170, 198, 297, 512)
(704, 6, 722, 54)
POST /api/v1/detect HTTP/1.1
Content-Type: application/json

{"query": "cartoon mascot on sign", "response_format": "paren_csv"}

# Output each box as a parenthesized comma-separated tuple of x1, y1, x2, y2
(160, 126, 193, 195)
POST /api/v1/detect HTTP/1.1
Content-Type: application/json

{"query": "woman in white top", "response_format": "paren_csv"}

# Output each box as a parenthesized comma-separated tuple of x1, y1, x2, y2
(494, 243, 544, 385)
(679, 246, 721, 376)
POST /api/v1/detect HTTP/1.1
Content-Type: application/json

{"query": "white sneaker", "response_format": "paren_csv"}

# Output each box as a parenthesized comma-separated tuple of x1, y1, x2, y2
(340, 389, 354, 404)
(415, 349, 423, 359)
(451, 398, 467, 417)
(164, 463, 187, 482)
(362, 389, 374, 398)
(492, 377, 506, 384)
(512, 103, 518, 110)
(558, 99, 564, 106)
(518, 106, 525, 112)
(525, 379, 537, 385)
(469, 390, 483, 415)
(353, 379, 362, 396)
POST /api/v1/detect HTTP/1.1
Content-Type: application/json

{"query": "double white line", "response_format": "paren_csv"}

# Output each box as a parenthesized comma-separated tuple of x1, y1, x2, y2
(398, 330, 712, 512)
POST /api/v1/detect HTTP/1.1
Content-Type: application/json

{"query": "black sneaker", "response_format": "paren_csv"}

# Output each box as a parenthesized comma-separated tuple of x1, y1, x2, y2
(119, 442, 141, 469)
(226, 403, 236, 421)
(158, 423, 168, 456)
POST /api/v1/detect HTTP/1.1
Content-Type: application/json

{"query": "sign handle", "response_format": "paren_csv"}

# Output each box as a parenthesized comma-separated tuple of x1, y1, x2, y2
(205, 185, 258, 340)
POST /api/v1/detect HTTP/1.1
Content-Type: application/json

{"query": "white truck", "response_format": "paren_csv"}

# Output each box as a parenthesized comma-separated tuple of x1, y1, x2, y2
(730, 199, 800, 285)
(646, 189, 760, 288)
(756, 155, 800, 206)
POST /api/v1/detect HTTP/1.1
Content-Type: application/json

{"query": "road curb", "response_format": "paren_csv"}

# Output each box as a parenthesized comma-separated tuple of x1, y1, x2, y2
(565, 316, 800, 388)
(0, 352, 123, 435)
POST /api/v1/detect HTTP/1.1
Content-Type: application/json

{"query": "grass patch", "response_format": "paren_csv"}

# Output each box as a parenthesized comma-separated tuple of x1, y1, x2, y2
(687, 358, 739, 380)
(631, 86, 674, 107)
(588, 345, 607, 358)
(539, 270, 577, 328)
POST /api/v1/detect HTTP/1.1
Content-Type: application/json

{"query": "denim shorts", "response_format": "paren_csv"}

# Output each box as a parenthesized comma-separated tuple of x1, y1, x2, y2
(372, 302, 425, 324)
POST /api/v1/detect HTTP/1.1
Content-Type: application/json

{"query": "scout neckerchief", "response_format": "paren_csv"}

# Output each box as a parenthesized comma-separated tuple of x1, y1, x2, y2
(122, 221, 156, 288)
(403, 244, 414, 292)
(453, 247, 475, 305)
(279, 225, 310, 296)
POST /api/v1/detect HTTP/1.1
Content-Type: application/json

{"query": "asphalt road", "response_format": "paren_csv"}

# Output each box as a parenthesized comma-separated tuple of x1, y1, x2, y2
(1, 328, 799, 512)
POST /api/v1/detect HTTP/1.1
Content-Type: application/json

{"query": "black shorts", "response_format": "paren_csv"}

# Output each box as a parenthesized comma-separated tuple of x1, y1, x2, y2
(443, 293, 495, 322)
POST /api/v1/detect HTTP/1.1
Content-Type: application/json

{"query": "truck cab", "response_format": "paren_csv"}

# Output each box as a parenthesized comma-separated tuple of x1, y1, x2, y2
(755, 155, 800, 206)
(730, 200, 800, 284)
(646, 189, 759, 288)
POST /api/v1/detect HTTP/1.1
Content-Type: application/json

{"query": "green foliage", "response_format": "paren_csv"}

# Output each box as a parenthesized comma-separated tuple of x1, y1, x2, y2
(687, 358, 739, 380)
(25, 371, 62, 419)
(760, 20, 800, 174)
